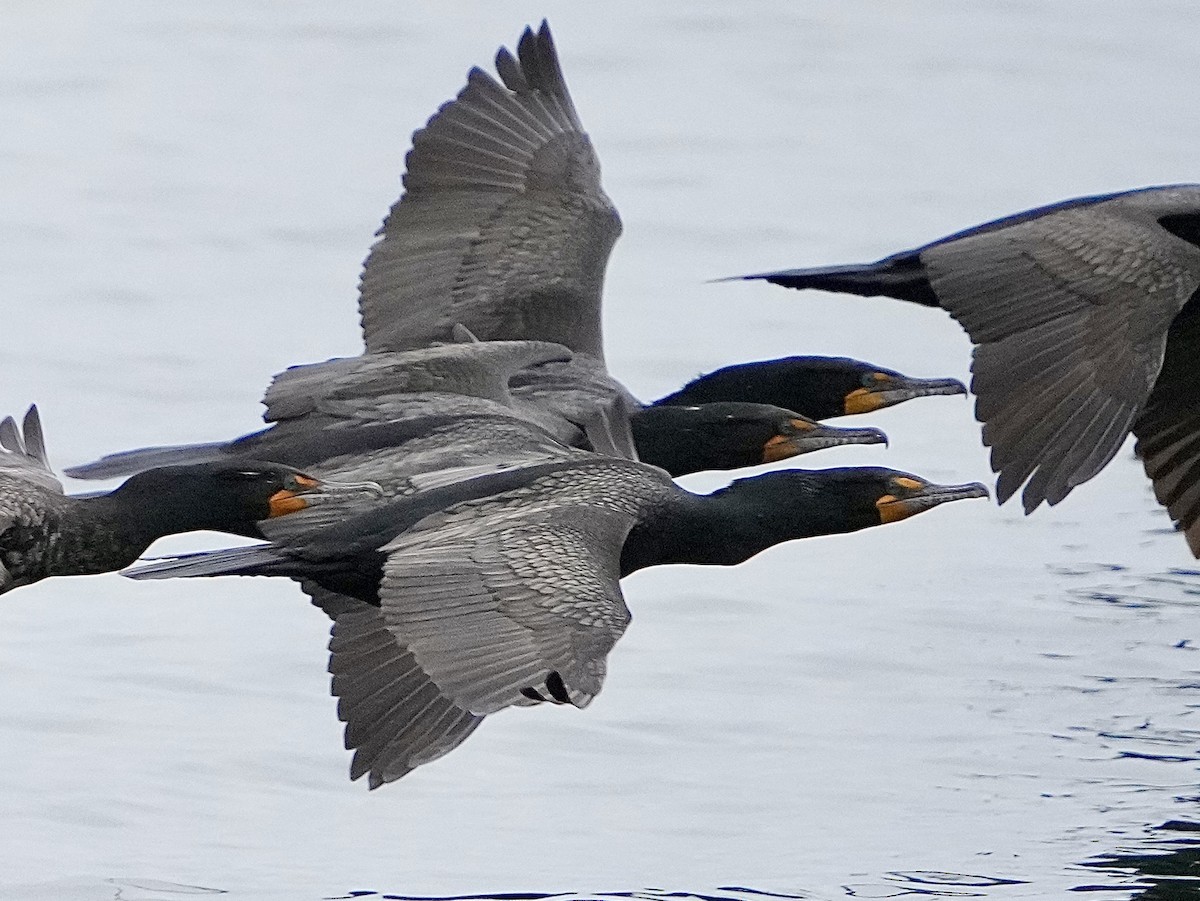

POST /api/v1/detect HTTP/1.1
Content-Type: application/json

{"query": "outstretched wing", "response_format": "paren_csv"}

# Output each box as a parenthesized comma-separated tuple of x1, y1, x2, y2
(66, 341, 580, 481)
(299, 498, 636, 785)
(377, 504, 634, 717)
(306, 583, 486, 789)
(357, 21, 622, 360)
(919, 201, 1200, 511)
(259, 340, 572, 423)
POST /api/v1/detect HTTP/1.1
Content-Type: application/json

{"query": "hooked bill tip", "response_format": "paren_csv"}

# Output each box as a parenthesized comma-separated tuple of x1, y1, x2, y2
(943, 481, 990, 500)
(807, 424, 890, 446)
(304, 478, 386, 504)
(865, 377, 968, 412)
(910, 376, 968, 397)
(826, 426, 889, 448)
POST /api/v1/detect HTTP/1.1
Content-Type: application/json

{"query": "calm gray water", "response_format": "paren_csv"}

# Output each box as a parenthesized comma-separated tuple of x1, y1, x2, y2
(1, 2, 1199, 899)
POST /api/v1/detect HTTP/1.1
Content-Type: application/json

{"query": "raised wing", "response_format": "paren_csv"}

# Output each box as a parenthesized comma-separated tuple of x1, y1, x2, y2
(0, 406, 61, 495)
(358, 21, 622, 360)
(920, 202, 1200, 511)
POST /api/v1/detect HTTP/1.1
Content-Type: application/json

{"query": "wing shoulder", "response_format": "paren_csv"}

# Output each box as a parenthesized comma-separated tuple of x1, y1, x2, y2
(377, 503, 637, 715)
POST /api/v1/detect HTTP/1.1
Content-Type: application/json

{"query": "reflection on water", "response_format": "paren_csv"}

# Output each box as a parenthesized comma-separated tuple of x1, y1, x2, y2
(107, 879, 226, 897)
(1052, 564, 1200, 611)
(324, 877, 1031, 901)
(1083, 821, 1200, 900)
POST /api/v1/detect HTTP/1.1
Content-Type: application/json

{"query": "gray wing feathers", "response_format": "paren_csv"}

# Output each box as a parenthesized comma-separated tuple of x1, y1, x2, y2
(261, 341, 573, 423)
(1143, 423, 1200, 556)
(510, 357, 642, 460)
(1133, 305, 1200, 555)
(257, 430, 586, 543)
(1137, 416, 1200, 550)
(65, 340, 576, 482)
(19, 406, 49, 468)
(0, 406, 61, 493)
(307, 584, 483, 788)
(63, 442, 228, 480)
(923, 206, 1198, 510)
(379, 506, 634, 716)
(255, 341, 601, 458)
(403, 459, 571, 493)
(357, 22, 621, 358)
(974, 318, 1148, 508)
(578, 390, 639, 461)
(123, 543, 284, 580)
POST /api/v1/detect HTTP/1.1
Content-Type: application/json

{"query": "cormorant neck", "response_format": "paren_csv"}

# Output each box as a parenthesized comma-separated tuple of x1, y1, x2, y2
(91, 475, 264, 548)
(629, 407, 756, 476)
(40, 488, 217, 578)
(621, 471, 879, 575)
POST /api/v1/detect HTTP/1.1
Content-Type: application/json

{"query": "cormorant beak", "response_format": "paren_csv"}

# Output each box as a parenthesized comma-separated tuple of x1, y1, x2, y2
(269, 472, 323, 517)
(763, 418, 888, 462)
(875, 479, 989, 524)
(266, 474, 384, 519)
(268, 488, 311, 518)
(844, 375, 967, 415)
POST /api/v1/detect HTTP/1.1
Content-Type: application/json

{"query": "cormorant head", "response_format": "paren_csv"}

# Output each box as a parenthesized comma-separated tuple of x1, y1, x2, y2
(820, 359, 968, 417)
(111, 461, 330, 539)
(630, 402, 886, 476)
(724, 465, 989, 537)
(622, 465, 991, 571)
(866, 470, 990, 523)
(655, 356, 966, 421)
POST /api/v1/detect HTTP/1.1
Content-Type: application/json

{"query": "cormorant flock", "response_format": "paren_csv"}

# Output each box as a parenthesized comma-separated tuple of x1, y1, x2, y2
(4, 22, 1196, 787)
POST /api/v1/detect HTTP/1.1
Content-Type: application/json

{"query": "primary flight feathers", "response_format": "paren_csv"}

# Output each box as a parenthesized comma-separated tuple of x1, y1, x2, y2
(737, 185, 1200, 554)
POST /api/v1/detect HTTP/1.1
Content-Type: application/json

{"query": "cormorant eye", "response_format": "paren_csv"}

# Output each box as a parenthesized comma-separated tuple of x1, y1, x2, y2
(861, 372, 893, 387)
(221, 469, 271, 482)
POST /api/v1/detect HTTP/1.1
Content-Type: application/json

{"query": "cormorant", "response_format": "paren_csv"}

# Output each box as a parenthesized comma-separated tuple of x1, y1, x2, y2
(652, 356, 965, 419)
(66, 341, 888, 483)
(128, 456, 987, 786)
(735, 185, 1200, 553)
(0, 406, 331, 594)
